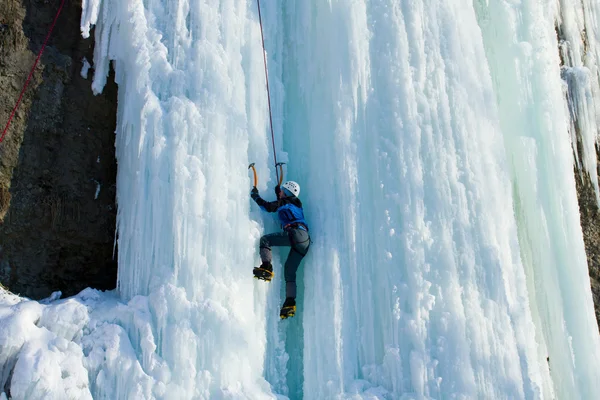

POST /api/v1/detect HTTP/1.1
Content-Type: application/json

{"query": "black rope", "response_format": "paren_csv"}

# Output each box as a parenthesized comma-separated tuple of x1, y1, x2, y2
(256, 0, 279, 183)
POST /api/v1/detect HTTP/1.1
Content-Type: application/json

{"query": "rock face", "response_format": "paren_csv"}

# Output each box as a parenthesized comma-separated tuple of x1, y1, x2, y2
(555, 12, 600, 331)
(576, 170, 600, 326)
(0, 0, 117, 298)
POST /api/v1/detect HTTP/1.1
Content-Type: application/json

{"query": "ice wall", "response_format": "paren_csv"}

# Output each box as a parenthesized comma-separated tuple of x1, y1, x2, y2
(1, 0, 599, 399)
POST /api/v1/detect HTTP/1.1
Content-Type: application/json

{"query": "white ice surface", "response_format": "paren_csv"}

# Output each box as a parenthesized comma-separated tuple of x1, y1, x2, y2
(1, 0, 600, 399)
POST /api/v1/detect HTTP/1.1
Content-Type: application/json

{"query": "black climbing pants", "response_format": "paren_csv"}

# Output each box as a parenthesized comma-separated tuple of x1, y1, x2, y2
(259, 227, 310, 299)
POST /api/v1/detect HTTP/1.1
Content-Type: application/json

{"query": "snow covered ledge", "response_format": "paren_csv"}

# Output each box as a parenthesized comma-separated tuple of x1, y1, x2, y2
(0, 287, 91, 398)
(0, 287, 161, 399)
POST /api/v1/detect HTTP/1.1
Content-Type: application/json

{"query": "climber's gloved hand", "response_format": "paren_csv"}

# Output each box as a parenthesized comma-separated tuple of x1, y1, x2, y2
(274, 185, 281, 197)
(251, 186, 259, 199)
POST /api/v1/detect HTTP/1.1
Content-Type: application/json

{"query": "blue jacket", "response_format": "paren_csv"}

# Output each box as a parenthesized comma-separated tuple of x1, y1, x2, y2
(251, 189, 309, 231)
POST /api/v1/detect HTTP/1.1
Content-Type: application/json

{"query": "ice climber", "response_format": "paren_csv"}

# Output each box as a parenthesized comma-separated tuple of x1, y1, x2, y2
(251, 180, 310, 319)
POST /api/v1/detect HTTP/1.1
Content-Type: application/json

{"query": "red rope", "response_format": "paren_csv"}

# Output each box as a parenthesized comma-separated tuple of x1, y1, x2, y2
(0, 0, 66, 144)
(256, 0, 279, 183)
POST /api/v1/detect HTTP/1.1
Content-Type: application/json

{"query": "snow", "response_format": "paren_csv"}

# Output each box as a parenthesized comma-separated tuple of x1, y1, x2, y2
(81, 57, 91, 79)
(0, 289, 92, 400)
(91, 179, 101, 200)
(1, 0, 600, 399)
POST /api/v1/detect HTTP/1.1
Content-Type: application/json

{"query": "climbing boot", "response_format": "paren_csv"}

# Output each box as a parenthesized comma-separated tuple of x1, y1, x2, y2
(253, 262, 274, 282)
(280, 297, 296, 319)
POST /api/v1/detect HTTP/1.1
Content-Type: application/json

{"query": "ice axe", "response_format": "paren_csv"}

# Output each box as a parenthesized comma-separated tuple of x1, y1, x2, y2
(248, 161, 286, 188)
(276, 162, 286, 186)
(248, 163, 258, 187)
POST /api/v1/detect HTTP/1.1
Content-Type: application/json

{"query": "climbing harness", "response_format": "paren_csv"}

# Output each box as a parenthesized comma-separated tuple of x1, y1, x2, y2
(0, 0, 66, 145)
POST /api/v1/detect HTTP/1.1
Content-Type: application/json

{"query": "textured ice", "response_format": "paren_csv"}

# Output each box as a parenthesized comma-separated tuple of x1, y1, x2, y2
(1, 0, 600, 399)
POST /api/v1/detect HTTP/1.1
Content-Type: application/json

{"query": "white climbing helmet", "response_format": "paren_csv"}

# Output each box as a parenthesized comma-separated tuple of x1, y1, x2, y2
(282, 181, 300, 197)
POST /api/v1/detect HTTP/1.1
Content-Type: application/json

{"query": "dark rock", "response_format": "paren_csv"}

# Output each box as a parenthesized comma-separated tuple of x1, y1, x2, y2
(0, 0, 117, 298)
(576, 168, 600, 328)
